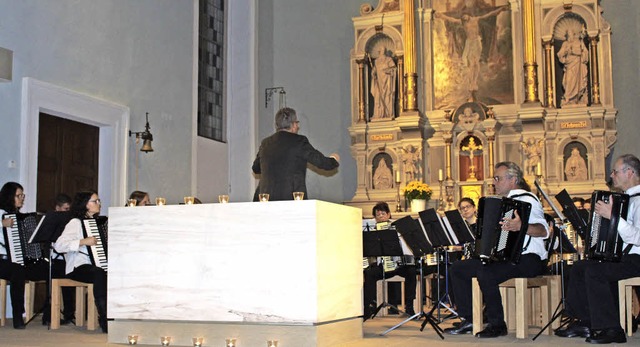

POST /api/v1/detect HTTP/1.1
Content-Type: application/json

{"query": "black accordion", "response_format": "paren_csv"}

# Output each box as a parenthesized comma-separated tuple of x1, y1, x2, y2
(585, 190, 629, 262)
(81, 216, 108, 270)
(2, 212, 45, 265)
(475, 196, 532, 264)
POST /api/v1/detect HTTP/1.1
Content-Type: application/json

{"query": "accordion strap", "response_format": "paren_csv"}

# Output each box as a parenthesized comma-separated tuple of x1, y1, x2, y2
(622, 192, 640, 256)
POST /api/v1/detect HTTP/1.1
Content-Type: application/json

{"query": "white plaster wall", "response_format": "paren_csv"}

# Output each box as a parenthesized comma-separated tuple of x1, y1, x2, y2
(0, 0, 194, 205)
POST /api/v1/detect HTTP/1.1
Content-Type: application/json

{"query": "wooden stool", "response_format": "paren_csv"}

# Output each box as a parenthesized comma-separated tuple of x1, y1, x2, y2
(1, 279, 44, 326)
(51, 278, 96, 330)
(618, 276, 640, 336)
(376, 275, 420, 316)
(472, 276, 552, 339)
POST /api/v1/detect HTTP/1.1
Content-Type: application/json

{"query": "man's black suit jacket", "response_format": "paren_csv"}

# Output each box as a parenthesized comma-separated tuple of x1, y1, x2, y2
(252, 131, 339, 201)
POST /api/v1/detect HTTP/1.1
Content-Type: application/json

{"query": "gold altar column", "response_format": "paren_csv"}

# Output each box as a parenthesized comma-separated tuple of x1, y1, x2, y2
(403, 0, 418, 111)
(356, 59, 366, 123)
(397, 55, 405, 113)
(522, 0, 540, 104)
(589, 35, 601, 105)
(542, 39, 554, 107)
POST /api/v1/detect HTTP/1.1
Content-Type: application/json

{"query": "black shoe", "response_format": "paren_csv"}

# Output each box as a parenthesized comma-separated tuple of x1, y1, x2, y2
(586, 328, 626, 344)
(388, 307, 399, 315)
(13, 316, 25, 330)
(405, 308, 416, 317)
(98, 316, 108, 333)
(555, 320, 591, 338)
(444, 320, 473, 335)
(362, 304, 376, 322)
(475, 323, 508, 338)
(60, 317, 75, 325)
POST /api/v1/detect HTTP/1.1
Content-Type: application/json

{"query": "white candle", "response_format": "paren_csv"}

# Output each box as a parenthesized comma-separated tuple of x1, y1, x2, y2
(438, 169, 443, 181)
(395, 170, 401, 183)
(536, 163, 542, 176)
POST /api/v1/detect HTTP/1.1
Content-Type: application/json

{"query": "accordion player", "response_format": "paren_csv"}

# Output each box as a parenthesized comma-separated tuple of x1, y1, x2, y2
(475, 196, 532, 264)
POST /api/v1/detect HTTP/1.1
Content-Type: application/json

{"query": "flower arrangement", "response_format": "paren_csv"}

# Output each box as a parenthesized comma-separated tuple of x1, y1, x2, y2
(402, 180, 433, 201)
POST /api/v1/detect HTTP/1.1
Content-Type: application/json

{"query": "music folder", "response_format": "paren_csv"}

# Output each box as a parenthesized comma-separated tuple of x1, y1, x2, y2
(417, 209, 455, 247)
(362, 228, 404, 257)
(555, 189, 589, 238)
(443, 210, 475, 244)
(29, 211, 73, 244)
(392, 215, 433, 257)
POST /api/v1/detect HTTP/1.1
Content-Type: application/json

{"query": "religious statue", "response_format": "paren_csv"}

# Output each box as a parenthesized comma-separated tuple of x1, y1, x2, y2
(521, 138, 544, 176)
(401, 144, 421, 182)
(369, 46, 397, 120)
(565, 147, 588, 181)
(461, 137, 483, 181)
(557, 28, 589, 106)
(373, 157, 393, 189)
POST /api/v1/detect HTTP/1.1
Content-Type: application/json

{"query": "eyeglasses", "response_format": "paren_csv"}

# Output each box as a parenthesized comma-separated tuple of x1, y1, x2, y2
(15, 194, 25, 199)
(493, 175, 510, 182)
(89, 199, 101, 204)
(611, 167, 631, 175)
(459, 205, 473, 211)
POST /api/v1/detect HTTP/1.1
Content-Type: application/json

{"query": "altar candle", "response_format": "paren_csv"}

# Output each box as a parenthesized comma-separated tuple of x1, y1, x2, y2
(438, 169, 444, 181)
(395, 170, 401, 183)
(536, 163, 542, 176)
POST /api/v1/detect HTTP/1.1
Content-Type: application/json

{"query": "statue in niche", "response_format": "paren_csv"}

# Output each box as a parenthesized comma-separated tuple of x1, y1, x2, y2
(557, 28, 589, 106)
(373, 157, 393, 189)
(565, 147, 588, 181)
(521, 138, 544, 176)
(401, 144, 421, 182)
(369, 46, 397, 120)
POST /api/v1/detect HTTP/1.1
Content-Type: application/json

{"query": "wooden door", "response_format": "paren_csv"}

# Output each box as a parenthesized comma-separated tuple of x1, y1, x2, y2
(36, 113, 99, 213)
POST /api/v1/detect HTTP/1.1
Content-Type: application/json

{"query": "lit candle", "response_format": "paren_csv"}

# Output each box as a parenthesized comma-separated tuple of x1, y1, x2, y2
(395, 170, 401, 183)
(438, 169, 444, 181)
(536, 162, 542, 176)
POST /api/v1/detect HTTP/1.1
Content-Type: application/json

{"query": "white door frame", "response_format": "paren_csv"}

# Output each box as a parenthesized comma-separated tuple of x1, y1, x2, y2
(20, 77, 129, 212)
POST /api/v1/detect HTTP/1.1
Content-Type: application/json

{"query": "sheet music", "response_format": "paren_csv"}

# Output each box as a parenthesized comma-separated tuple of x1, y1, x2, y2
(535, 178, 566, 221)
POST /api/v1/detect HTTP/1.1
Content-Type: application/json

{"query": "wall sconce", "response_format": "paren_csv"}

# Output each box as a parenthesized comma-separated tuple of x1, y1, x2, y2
(0, 47, 12, 82)
(129, 112, 154, 153)
(265, 87, 286, 109)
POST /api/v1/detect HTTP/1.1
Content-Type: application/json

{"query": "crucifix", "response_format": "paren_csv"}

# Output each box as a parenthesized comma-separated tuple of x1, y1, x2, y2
(461, 137, 483, 181)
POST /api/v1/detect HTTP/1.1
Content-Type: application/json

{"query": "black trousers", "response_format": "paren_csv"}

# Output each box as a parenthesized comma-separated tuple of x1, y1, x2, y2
(449, 254, 546, 325)
(0, 259, 27, 319)
(565, 255, 640, 330)
(363, 264, 417, 310)
(67, 264, 107, 303)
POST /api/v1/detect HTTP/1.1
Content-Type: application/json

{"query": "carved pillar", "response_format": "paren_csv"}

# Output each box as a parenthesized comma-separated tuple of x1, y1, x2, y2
(397, 55, 405, 113)
(522, 0, 540, 104)
(542, 39, 554, 108)
(356, 59, 366, 123)
(403, 0, 418, 111)
(589, 35, 601, 105)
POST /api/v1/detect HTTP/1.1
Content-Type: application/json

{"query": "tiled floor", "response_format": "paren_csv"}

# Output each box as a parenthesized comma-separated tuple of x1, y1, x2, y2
(1, 315, 636, 347)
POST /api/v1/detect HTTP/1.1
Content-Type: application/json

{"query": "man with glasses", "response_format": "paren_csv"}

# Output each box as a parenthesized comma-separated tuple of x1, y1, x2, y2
(444, 161, 549, 337)
(252, 107, 340, 201)
(555, 154, 640, 344)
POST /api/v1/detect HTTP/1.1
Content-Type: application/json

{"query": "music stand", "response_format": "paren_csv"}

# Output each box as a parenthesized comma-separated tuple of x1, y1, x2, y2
(532, 180, 577, 340)
(28, 211, 72, 328)
(380, 215, 444, 339)
(363, 226, 405, 320)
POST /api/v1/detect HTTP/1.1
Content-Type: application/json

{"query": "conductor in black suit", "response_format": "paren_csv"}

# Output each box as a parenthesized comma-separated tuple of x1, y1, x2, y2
(252, 107, 340, 201)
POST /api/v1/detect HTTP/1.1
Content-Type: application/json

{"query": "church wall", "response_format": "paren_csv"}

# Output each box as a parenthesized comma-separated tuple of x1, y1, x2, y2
(256, 0, 363, 203)
(0, 0, 196, 204)
(601, 0, 640, 166)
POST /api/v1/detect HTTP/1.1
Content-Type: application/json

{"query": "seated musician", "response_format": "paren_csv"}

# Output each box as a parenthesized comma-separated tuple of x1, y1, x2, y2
(128, 190, 150, 206)
(53, 190, 108, 333)
(555, 154, 640, 344)
(0, 182, 50, 329)
(457, 197, 477, 260)
(363, 202, 417, 320)
(444, 162, 549, 337)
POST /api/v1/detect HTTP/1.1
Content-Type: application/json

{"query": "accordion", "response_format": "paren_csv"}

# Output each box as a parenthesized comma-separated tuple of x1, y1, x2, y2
(585, 190, 629, 262)
(475, 196, 532, 264)
(81, 216, 108, 270)
(2, 212, 45, 265)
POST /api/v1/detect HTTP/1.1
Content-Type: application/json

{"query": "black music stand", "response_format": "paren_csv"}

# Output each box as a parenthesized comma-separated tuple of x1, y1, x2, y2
(532, 180, 578, 340)
(418, 209, 460, 323)
(380, 215, 444, 339)
(363, 227, 405, 320)
(28, 211, 72, 328)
